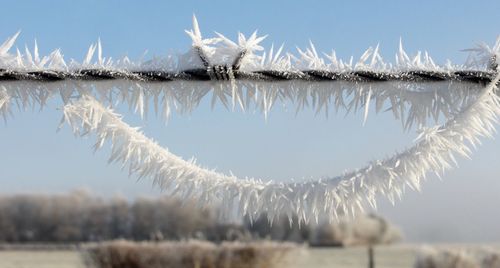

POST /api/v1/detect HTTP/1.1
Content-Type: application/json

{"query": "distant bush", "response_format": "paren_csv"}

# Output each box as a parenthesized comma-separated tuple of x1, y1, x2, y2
(480, 249, 500, 268)
(245, 214, 310, 243)
(246, 213, 401, 247)
(414, 247, 500, 268)
(83, 240, 297, 268)
(334, 214, 402, 246)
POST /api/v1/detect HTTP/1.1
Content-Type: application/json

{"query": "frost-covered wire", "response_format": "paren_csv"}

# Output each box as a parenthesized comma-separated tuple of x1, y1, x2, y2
(0, 16, 497, 125)
(1, 16, 500, 223)
(61, 72, 500, 223)
(0, 16, 497, 84)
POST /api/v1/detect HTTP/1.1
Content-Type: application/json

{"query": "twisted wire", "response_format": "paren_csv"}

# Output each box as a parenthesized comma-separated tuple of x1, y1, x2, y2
(0, 68, 495, 84)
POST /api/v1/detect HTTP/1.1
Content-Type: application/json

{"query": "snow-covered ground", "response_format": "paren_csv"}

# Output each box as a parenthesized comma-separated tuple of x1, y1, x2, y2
(0, 245, 417, 268)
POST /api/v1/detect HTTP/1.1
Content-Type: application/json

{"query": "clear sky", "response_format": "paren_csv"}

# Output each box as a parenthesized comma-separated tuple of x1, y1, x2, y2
(0, 0, 499, 243)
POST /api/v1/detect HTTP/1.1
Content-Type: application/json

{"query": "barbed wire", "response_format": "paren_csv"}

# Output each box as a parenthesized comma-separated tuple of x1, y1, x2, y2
(0, 30, 497, 84)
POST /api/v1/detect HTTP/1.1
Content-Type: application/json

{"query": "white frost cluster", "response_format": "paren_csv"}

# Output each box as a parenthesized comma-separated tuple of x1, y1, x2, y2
(59, 73, 499, 222)
(1, 17, 499, 222)
(0, 79, 481, 129)
(0, 16, 497, 73)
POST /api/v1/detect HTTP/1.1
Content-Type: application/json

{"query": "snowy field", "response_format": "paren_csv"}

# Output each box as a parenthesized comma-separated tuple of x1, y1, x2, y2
(0, 245, 416, 268)
(3, 244, 500, 268)
(0, 250, 85, 268)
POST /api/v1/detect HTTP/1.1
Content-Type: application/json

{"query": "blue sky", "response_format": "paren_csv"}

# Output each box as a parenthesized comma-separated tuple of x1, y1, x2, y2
(0, 0, 499, 242)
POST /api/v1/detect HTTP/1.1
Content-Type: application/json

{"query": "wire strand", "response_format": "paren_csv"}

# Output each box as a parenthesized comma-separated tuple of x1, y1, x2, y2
(0, 68, 494, 84)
